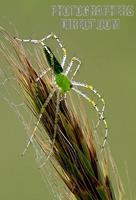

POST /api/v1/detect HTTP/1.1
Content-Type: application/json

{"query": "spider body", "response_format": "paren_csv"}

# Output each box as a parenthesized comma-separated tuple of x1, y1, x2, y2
(55, 73, 72, 93)
(15, 32, 108, 155)
(44, 46, 72, 93)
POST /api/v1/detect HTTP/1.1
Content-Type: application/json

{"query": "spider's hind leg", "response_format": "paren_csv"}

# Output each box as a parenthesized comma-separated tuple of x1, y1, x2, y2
(72, 81, 106, 127)
(47, 91, 61, 159)
(21, 89, 55, 156)
(72, 84, 108, 151)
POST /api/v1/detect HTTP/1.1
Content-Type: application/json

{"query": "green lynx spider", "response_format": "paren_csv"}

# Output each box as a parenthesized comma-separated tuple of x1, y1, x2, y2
(15, 33, 108, 155)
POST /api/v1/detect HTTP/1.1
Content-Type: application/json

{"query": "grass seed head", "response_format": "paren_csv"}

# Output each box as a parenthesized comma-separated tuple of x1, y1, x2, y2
(0, 27, 125, 200)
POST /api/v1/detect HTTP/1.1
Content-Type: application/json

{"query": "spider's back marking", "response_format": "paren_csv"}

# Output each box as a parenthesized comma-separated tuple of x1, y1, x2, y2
(55, 74, 72, 93)
(43, 46, 63, 74)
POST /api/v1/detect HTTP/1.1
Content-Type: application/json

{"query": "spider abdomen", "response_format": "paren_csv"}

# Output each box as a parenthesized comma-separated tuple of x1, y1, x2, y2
(55, 74, 72, 93)
(43, 46, 63, 74)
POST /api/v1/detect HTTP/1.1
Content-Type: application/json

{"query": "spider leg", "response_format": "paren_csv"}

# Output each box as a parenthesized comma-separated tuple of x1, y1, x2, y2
(47, 91, 60, 159)
(15, 33, 67, 68)
(65, 57, 81, 80)
(14, 33, 54, 44)
(72, 87, 108, 151)
(14, 37, 40, 44)
(43, 33, 66, 68)
(35, 67, 51, 82)
(22, 88, 56, 156)
(41, 33, 67, 68)
(52, 91, 60, 146)
(72, 81, 105, 128)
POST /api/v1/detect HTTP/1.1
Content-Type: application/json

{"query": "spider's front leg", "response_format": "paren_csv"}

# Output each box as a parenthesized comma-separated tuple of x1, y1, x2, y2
(41, 33, 67, 68)
(15, 32, 67, 68)
(65, 57, 81, 80)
